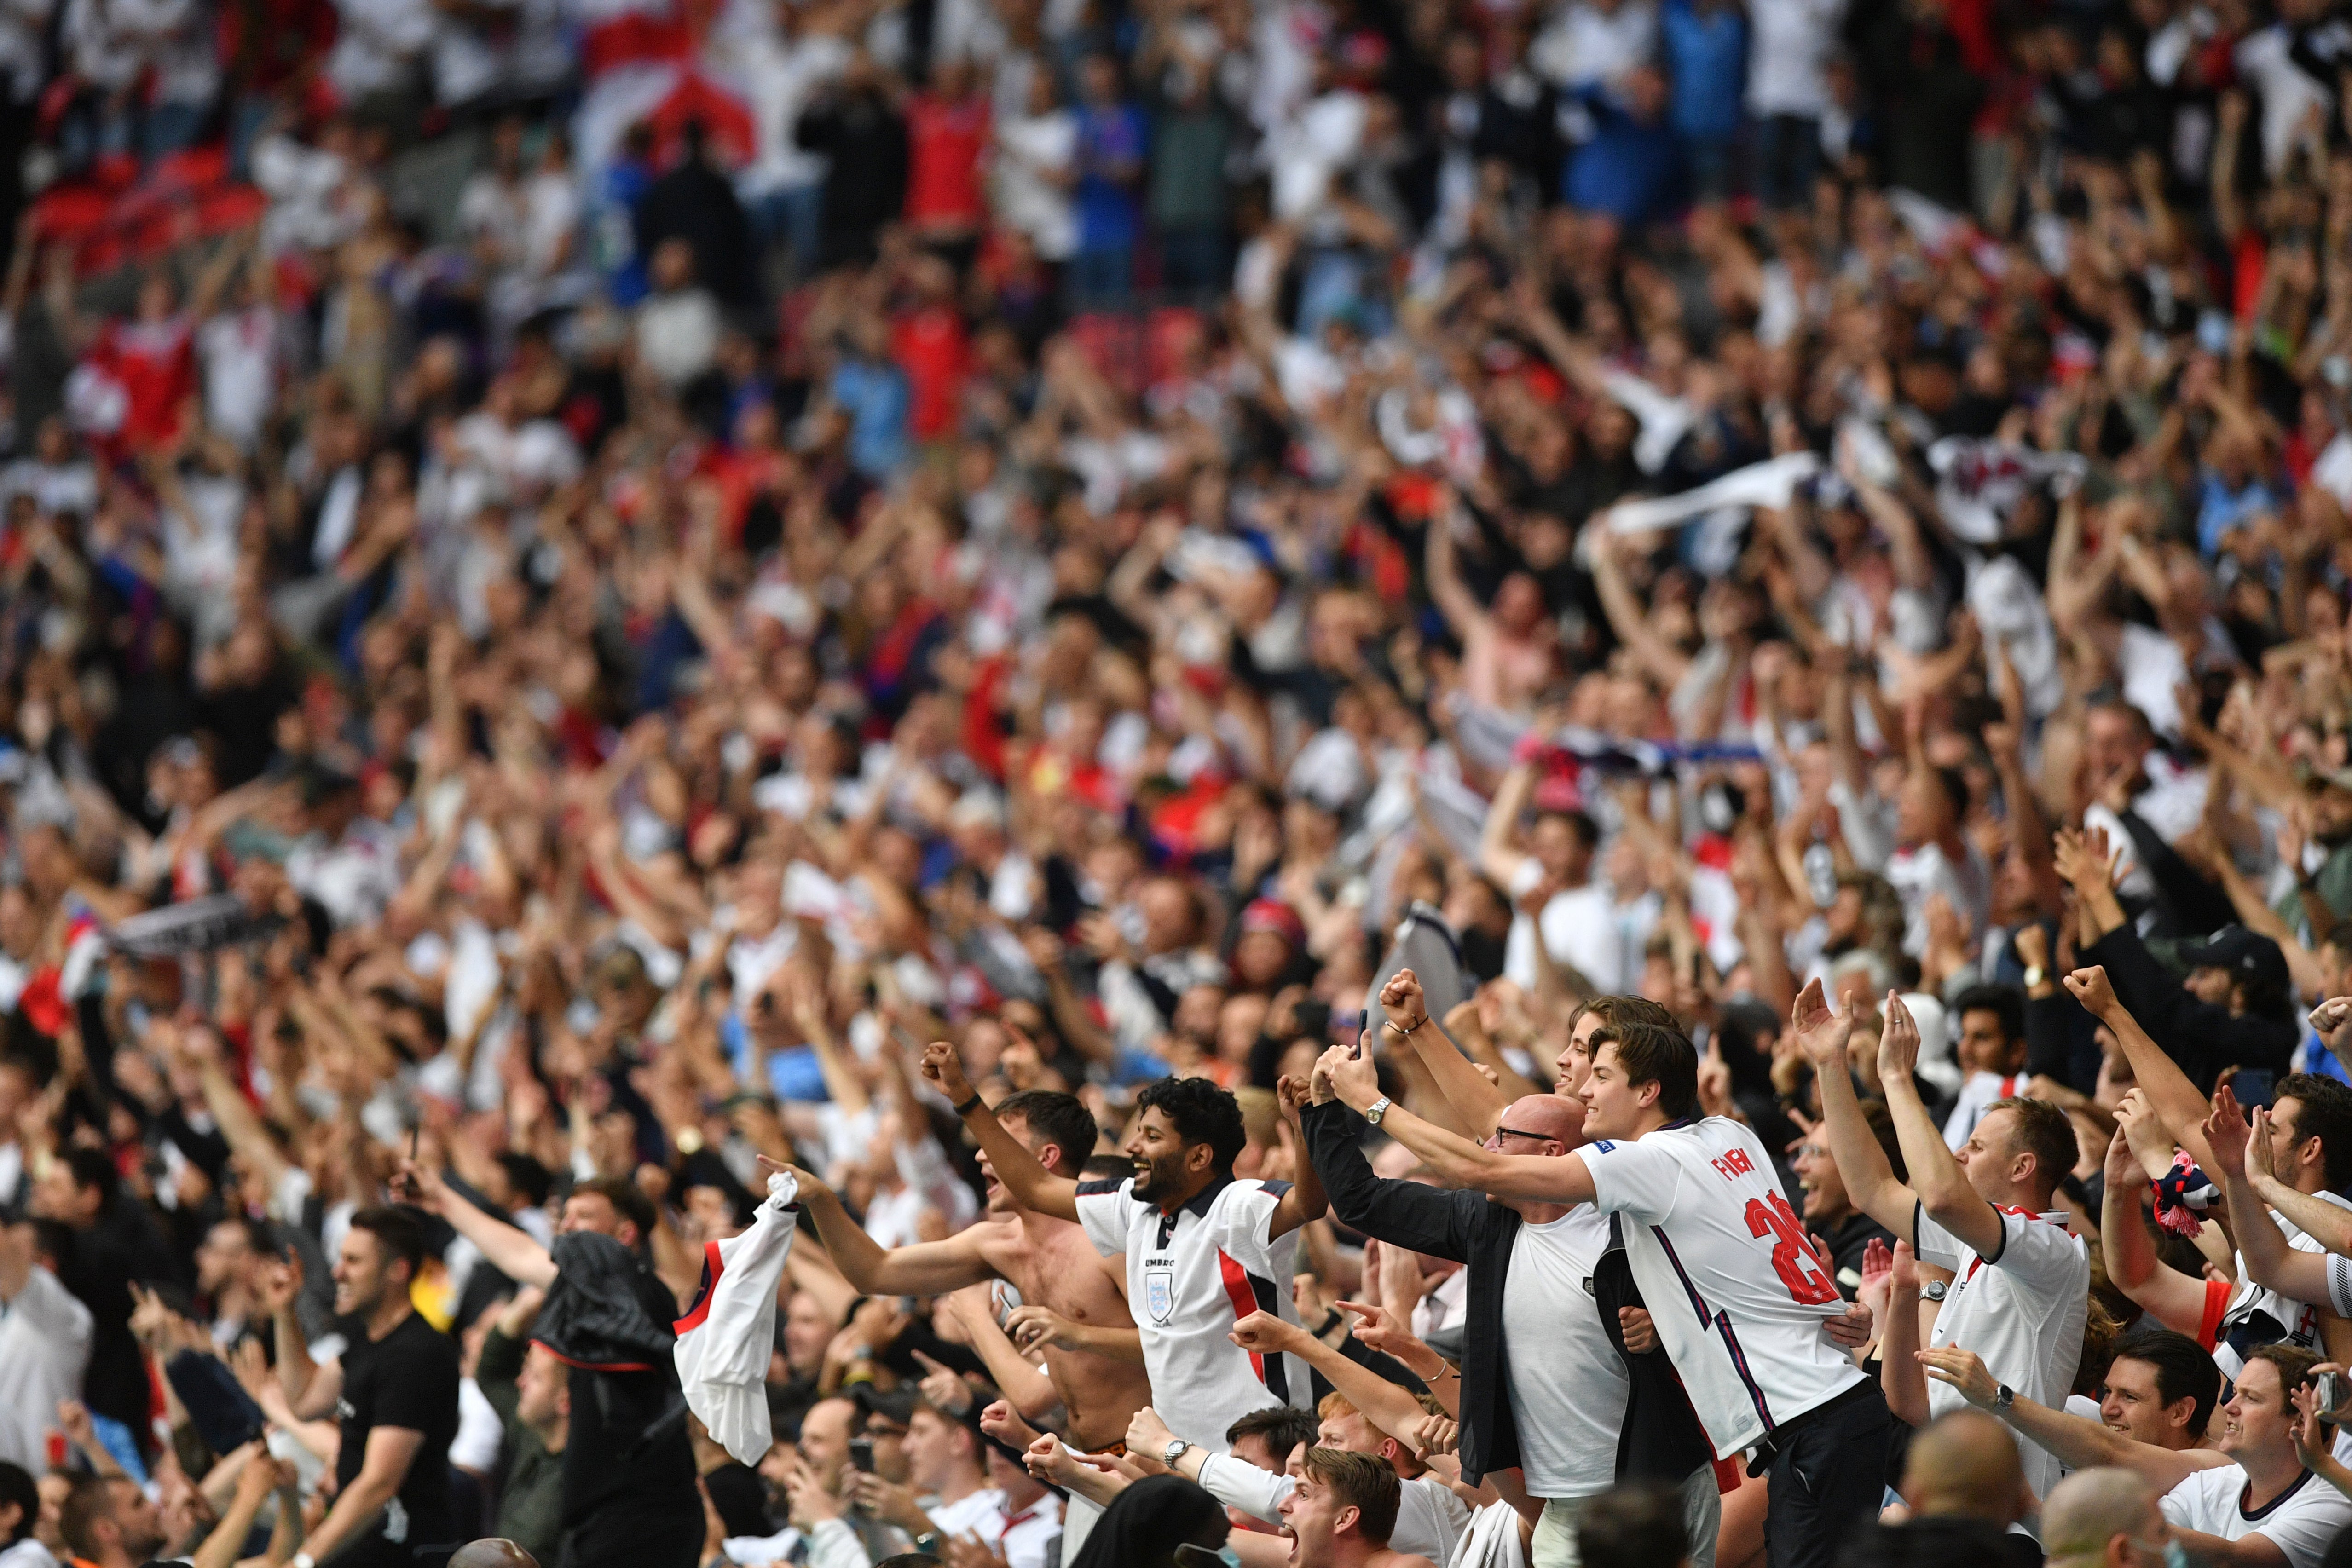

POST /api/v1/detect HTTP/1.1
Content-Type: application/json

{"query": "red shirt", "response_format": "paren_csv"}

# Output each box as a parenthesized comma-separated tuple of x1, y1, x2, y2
(903, 93, 990, 229)
(891, 303, 970, 441)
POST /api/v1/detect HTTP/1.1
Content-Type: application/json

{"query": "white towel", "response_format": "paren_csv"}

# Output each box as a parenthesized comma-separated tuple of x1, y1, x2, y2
(674, 1170, 800, 1465)
(1446, 1500, 1529, 1568)
(1602, 452, 1824, 535)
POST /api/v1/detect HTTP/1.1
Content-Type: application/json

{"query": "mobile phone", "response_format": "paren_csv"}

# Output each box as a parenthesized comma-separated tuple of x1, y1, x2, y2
(1343, 1008, 1368, 1059)
(846, 1438, 876, 1473)
(2320, 1372, 2348, 1426)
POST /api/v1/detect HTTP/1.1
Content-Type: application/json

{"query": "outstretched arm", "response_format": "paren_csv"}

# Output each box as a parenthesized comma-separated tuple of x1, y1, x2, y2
(1920, 1343, 2225, 1492)
(1320, 1046, 1591, 1205)
(791, 1166, 997, 1294)
(2210, 1096, 2335, 1303)
(399, 1158, 557, 1287)
(1227, 1310, 1449, 1454)
(920, 1043, 1079, 1222)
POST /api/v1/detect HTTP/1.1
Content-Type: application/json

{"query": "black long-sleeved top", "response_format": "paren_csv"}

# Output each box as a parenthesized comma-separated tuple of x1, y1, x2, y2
(2081, 922, 2298, 1092)
(1301, 1099, 1526, 1483)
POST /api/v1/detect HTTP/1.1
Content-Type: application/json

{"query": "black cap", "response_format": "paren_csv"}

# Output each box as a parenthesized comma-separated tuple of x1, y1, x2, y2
(2178, 926, 2289, 994)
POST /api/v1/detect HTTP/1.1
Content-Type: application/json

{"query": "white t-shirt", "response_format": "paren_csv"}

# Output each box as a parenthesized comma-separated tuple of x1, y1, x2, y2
(1884, 837, 1991, 959)
(1501, 1208, 1628, 1500)
(1940, 1070, 2025, 1151)
(2217, 1192, 2352, 1378)
(2161, 1464, 2352, 1568)
(1915, 1204, 2090, 1505)
(1504, 863, 1622, 996)
(1075, 1175, 1305, 1449)
(1583, 1118, 1865, 1459)
(1745, 0, 1847, 117)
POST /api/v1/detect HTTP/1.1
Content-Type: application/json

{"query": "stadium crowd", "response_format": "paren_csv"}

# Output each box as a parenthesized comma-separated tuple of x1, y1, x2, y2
(26, 0, 2352, 1565)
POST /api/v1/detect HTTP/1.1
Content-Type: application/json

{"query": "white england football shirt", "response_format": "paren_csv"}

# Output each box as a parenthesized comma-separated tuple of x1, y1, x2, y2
(1915, 1203, 2090, 1504)
(2216, 1193, 2352, 1378)
(2161, 1464, 2352, 1568)
(1583, 1117, 1865, 1459)
(1940, 1069, 2024, 1150)
(1074, 1175, 1306, 1449)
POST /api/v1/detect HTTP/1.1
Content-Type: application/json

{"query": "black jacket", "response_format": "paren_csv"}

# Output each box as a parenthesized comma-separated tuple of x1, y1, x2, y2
(2081, 922, 2298, 1091)
(1302, 1099, 1523, 1483)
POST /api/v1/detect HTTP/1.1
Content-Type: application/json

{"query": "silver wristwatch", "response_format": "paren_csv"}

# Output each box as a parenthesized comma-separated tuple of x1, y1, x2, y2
(1995, 1384, 2015, 1410)
(1364, 1096, 1393, 1127)
(1921, 1280, 1948, 1303)
(1163, 1438, 1192, 1467)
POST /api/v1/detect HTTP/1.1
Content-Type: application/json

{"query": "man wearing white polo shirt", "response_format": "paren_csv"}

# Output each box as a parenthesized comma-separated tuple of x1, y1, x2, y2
(1803, 980, 2088, 1507)
(1922, 1340, 2352, 1568)
(920, 1042, 1324, 1454)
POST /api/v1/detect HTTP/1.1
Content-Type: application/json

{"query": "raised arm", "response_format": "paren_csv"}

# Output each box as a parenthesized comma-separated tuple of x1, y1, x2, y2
(1790, 978, 1918, 1239)
(1267, 1079, 1328, 1240)
(2211, 1097, 2335, 1303)
(1423, 498, 1489, 642)
(1876, 990, 2008, 1259)
(1377, 969, 1511, 1140)
(1476, 764, 1538, 891)
(2099, 1119, 2219, 1338)
(920, 1042, 1079, 1222)
(398, 1157, 557, 1287)
(2064, 965, 2221, 1171)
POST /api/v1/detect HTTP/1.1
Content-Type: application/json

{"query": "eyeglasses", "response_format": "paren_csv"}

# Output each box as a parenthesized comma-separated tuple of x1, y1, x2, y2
(1491, 1126, 1552, 1144)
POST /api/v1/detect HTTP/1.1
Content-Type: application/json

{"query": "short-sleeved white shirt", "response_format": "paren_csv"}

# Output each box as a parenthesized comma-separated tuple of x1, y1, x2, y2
(1583, 1117, 1864, 1458)
(1500, 1208, 1627, 1500)
(1074, 1175, 1305, 1449)
(2161, 1464, 2352, 1568)
(1915, 1203, 2090, 1503)
(2219, 1192, 2352, 1378)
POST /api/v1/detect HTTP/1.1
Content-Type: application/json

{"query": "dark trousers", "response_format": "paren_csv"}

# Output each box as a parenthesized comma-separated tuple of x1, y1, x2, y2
(1764, 1383, 1893, 1568)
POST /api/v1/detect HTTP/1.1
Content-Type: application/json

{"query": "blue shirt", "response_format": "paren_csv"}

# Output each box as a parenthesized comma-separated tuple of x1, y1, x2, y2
(832, 358, 911, 477)
(2196, 468, 2279, 556)
(1661, 0, 1747, 143)
(1075, 103, 1147, 251)
(1566, 89, 1683, 226)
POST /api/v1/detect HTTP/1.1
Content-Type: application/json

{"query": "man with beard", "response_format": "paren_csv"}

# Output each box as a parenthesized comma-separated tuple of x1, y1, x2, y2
(781, 1089, 1144, 1562)
(58, 1476, 166, 1568)
(921, 1044, 1325, 1457)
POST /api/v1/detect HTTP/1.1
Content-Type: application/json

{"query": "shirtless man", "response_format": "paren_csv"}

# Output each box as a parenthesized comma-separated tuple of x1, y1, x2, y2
(786, 1089, 1146, 1563)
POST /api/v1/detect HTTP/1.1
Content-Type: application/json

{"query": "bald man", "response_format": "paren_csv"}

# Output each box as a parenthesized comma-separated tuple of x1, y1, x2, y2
(2041, 1469, 2175, 1568)
(1841, 1411, 2040, 1568)
(448, 1542, 539, 1568)
(1304, 1085, 1695, 1568)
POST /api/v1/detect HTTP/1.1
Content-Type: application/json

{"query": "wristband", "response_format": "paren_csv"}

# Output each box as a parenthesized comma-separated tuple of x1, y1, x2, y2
(954, 1090, 984, 1116)
(294, 1553, 316, 1568)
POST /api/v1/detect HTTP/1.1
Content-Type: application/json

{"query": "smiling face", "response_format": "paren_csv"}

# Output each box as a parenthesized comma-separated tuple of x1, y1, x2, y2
(2100, 1357, 2191, 1447)
(1792, 1137, 1851, 1226)
(1121, 1105, 1204, 1205)
(1555, 1009, 1607, 1096)
(1577, 1041, 1657, 1140)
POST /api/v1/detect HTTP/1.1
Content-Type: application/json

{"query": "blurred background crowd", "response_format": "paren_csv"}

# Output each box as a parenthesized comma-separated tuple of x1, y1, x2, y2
(17, 0, 2352, 1562)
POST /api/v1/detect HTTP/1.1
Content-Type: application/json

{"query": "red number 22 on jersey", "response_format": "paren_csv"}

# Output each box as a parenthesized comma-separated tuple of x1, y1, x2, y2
(1744, 1194, 1841, 1305)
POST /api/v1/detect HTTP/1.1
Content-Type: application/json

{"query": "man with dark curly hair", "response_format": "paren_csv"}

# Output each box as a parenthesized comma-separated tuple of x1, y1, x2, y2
(922, 1041, 1325, 1454)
